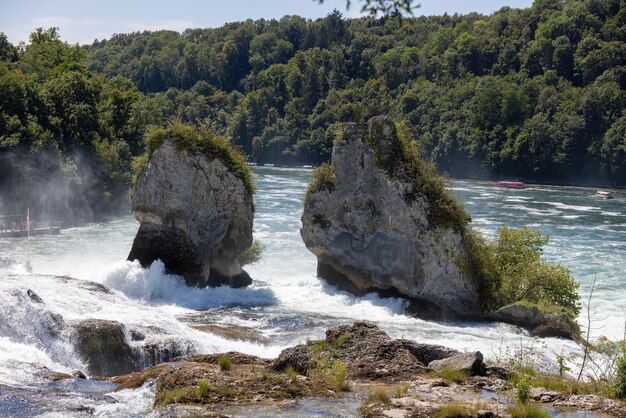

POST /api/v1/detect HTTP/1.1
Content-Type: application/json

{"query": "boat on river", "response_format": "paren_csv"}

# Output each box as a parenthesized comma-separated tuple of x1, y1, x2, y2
(0, 214, 62, 238)
(595, 190, 613, 199)
(493, 180, 528, 189)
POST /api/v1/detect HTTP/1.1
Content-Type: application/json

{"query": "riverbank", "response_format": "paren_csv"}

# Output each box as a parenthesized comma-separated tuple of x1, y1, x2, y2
(105, 321, 625, 417)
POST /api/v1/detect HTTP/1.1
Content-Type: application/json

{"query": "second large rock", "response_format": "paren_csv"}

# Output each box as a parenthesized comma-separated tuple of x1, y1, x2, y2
(301, 117, 479, 316)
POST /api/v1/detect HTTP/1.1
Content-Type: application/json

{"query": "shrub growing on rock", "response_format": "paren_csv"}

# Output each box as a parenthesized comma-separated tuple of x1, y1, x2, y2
(305, 163, 336, 200)
(475, 226, 580, 318)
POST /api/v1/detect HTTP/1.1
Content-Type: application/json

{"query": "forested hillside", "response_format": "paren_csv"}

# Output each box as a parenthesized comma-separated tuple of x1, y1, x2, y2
(1, 0, 625, 223)
(85, 0, 626, 184)
(0, 28, 146, 222)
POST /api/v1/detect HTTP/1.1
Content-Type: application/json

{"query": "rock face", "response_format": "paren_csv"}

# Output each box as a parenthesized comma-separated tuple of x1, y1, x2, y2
(128, 138, 254, 287)
(301, 117, 478, 315)
(72, 319, 138, 377)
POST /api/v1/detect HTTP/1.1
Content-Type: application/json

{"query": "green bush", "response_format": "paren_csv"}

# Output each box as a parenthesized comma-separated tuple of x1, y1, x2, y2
(237, 240, 264, 266)
(305, 163, 336, 201)
(470, 225, 580, 317)
(197, 378, 209, 397)
(613, 355, 626, 399)
(218, 356, 232, 371)
(437, 368, 469, 383)
(395, 384, 409, 396)
(308, 353, 350, 391)
(516, 375, 531, 405)
(285, 366, 298, 383)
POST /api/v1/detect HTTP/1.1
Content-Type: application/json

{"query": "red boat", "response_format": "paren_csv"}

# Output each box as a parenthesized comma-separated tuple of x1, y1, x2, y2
(493, 180, 528, 189)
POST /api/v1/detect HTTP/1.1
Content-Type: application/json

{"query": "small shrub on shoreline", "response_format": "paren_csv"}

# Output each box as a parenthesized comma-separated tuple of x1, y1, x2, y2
(218, 356, 231, 371)
(366, 387, 391, 405)
(308, 353, 350, 391)
(467, 225, 581, 318)
(433, 403, 472, 418)
(516, 375, 531, 405)
(508, 405, 551, 418)
(285, 366, 298, 383)
(613, 355, 626, 399)
(197, 378, 209, 397)
(437, 368, 469, 383)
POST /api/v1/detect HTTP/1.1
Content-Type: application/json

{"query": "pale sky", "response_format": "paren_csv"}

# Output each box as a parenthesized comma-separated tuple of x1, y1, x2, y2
(0, 0, 533, 46)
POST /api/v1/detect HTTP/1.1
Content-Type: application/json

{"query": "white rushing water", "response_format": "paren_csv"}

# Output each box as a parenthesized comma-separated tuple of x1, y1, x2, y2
(0, 167, 625, 416)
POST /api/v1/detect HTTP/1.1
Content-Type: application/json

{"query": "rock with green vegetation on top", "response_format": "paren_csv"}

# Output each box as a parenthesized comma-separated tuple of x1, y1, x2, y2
(301, 116, 478, 316)
(128, 124, 255, 288)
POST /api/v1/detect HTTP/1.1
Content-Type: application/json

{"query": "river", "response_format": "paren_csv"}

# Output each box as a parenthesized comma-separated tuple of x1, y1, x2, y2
(0, 167, 624, 416)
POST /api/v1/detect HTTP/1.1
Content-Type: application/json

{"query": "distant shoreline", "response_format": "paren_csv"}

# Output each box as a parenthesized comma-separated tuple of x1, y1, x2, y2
(250, 163, 626, 191)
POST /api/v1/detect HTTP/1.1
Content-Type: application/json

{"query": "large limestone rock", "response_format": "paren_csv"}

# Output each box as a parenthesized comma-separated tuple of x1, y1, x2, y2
(301, 117, 478, 316)
(128, 138, 253, 287)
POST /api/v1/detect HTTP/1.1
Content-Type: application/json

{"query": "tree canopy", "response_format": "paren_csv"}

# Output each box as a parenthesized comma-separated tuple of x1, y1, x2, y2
(1, 0, 625, 222)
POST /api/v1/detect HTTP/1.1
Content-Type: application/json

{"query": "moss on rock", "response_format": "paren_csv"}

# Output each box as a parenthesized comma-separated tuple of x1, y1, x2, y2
(139, 122, 255, 194)
(367, 117, 470, 231)
(304, 163, 336, 203)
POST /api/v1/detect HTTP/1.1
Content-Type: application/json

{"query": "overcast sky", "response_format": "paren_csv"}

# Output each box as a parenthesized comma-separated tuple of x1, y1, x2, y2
(0, 0, 533, 45)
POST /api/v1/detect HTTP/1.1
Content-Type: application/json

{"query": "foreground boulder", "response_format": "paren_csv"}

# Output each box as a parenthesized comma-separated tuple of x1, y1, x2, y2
(273, 321, 427, 381)
(428, 351, 486, 376)
(128, 134, 254, 287)
(72, 319, 137, 377)
(301, 117, 478, 315)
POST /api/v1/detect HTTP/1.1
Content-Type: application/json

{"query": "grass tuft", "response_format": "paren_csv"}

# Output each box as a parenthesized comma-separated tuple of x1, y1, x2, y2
(508, 405, 551, 418)
(218, 356, 232, 371)
(433, 403, 473, 418)
(285, 366, 298, 383)
(437, 368, 469, 383)
(366, 387, 392, 405)
(197, 378, 209, 397)
(395, 384, 410, 396)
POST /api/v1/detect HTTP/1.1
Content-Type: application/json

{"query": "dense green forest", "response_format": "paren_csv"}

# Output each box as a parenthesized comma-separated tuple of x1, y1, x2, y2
(1, 0, 625, 222)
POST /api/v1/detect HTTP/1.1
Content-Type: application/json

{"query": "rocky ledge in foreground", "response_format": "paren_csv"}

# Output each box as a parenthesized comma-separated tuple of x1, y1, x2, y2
(110, 321, 625, 417)
(301, 116, 478, 316)
(128, 133, 254, 288)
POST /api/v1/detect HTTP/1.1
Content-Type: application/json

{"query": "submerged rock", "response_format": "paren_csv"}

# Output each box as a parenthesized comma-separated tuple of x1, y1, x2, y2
(301, 117, 478, 316)
(72, 319, 138, 377)
(490, 303, 579, 340)
(128, 137, 254, 288)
